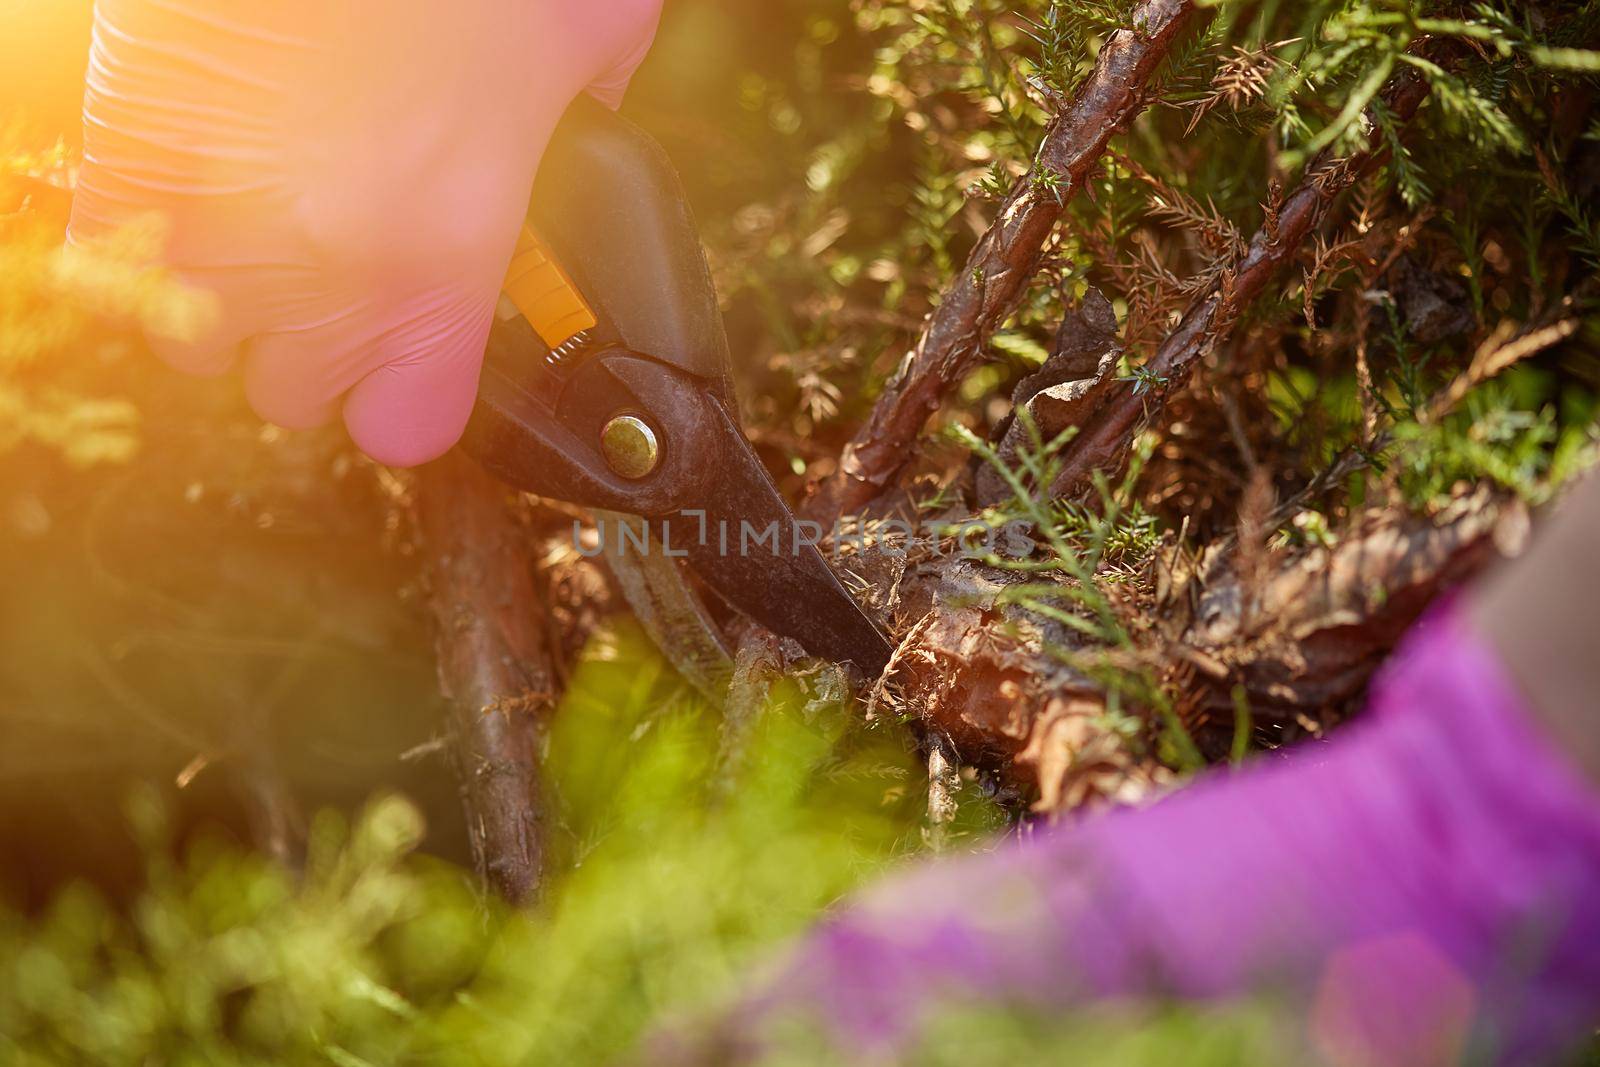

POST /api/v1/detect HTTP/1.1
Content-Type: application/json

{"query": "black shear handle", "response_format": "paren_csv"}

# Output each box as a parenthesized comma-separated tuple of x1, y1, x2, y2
(527, 96, 733, 400)
(462, 97, 735, 516)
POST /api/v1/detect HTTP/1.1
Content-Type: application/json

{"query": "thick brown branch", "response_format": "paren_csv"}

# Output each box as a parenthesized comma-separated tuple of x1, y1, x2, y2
(415, 452, 557, 903)
(877, 492, 1522, 811)
(1048, 64, 1433, 499)
(1179, 490, 1527, 719)
(806, 0, 1199, 523)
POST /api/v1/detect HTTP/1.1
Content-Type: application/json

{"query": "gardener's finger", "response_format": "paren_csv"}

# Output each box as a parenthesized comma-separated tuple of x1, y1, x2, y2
(341, 294, 495, 468)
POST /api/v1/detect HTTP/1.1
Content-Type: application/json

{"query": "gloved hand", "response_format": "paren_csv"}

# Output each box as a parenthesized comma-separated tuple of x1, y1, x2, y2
(69, 0, 662, 466)
(651, 601, 1600, 1066)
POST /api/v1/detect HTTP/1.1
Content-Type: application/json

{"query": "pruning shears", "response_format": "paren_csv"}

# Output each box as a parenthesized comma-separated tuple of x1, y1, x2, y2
(462, 98, 893, 676)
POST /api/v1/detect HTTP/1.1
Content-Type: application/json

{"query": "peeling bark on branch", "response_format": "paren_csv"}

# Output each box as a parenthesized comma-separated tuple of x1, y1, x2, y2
(806, 0, 1200, 523)
(415, 452, 557, 903)
(1176, 491, 1528, 718)
(877, 492, 1524, 812)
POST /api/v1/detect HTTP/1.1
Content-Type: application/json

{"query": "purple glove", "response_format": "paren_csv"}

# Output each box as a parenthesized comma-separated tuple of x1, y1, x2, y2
(69, 0, 662, 466)
(692, 604, 1600, 1065)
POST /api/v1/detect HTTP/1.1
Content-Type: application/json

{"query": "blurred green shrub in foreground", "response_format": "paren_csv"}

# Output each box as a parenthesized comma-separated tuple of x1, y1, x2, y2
(0, 627, 968, 1066)
(0, 625, 1300, 1066)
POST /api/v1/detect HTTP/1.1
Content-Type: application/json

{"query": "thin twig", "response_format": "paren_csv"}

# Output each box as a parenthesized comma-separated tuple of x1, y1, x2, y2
(1421, 317, 1580, 424)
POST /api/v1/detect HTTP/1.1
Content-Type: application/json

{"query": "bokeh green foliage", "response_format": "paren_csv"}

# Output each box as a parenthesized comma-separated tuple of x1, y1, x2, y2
(1, 127, 220, 468)
(779, 1000, 1295, 1067)
(0, 625, 1010, 1066)
(0, 175, 133, 465)
(0, 611, 1294, 1066)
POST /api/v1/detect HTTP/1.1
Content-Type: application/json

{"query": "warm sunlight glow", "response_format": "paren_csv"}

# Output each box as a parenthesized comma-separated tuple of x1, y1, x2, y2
(0, 1, 93, 141)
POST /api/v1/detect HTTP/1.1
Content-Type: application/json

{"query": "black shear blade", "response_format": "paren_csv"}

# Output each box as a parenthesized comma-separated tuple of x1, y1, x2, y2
(655, 405, 893, 677)
(469, 346, 892, 676)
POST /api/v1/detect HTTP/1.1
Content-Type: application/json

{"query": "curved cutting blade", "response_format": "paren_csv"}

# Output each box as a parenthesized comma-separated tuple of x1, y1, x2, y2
(642, 399, 893, 677)
(472, 344, 893, 676)
(659, 415, 889, 675)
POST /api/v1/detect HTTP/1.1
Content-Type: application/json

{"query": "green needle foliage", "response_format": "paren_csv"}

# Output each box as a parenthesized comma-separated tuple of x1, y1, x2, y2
(951, 417, 1200, 770)
(638, 0, 1600, 535)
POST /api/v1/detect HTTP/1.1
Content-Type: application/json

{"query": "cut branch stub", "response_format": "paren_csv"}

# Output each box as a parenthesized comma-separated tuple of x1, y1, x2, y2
(975, 286, 1122, 507)
(806, 0, 1200, 524)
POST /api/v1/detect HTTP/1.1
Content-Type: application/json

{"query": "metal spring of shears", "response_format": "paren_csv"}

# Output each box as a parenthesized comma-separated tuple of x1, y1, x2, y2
(544, 328, 595, 369)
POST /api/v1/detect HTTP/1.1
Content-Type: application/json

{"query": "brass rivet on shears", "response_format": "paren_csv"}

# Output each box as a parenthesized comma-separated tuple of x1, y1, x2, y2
(600, 414, 660, 479)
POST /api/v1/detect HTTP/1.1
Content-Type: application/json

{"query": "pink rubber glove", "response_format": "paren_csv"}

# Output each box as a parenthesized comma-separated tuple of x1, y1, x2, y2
(68, 0, 662, 466)
(659, 603, 1600, 1065)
